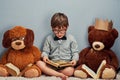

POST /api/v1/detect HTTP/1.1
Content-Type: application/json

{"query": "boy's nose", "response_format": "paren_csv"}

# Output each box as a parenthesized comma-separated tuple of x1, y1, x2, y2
(58, 32, 61, 35)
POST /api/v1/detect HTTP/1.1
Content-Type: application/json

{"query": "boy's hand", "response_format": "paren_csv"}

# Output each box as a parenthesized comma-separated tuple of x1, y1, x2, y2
(70, 60, 76, 66)
(43, 56, 49, 62)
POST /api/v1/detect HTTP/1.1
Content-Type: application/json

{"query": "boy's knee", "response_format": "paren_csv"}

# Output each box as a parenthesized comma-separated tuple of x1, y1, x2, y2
(63, 67, 74, 76)
(36, 61, 45, 67)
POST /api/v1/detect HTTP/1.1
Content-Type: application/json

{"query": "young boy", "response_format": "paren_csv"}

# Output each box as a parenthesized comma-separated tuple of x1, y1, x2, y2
(36, 12, 79, 80)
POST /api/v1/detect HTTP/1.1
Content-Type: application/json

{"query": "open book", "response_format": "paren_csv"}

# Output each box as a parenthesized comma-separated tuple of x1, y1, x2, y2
(82, 60, 106, 79)
(5, 63, 32, 76)
(5, 63, 20, 76)
(46, 60, 73, 69)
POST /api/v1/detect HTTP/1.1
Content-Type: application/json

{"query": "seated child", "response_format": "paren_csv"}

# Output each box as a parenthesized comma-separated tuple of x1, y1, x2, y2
(36, 12, 79, 80)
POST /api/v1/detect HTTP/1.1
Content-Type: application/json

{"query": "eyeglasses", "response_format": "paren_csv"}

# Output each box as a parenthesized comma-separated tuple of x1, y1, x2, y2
(52, 29, 66, 34)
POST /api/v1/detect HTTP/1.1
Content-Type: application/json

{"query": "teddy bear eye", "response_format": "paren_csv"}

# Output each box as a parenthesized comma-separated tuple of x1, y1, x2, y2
(12, 37, 25, 41)
(19, 37, 25, 40)
(12, 38, 17, 41)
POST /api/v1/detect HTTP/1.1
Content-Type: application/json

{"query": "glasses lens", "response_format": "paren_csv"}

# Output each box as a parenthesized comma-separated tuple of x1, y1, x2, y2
(53, 29, 66, 34)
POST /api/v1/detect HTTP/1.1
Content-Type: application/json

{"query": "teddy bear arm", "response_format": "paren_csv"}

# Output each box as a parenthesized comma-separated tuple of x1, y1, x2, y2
(78, 48, 91, 65)
(20, 64, 41, 77)
(111, 57, 119, 70)
(32, 46, 41, 62)
(0, 51, 9, 64)
(0, 51, 10, 76)
(108, 51, 119, 70)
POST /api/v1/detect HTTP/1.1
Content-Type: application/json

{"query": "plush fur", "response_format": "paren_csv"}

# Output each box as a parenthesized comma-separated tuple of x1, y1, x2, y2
(74, 19, 119, 79)
(0, 26, 42, 77)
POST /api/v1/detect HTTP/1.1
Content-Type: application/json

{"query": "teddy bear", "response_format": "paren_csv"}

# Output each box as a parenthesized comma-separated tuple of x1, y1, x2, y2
(0, 26, 42, 78)
(74, 19, 119, 79)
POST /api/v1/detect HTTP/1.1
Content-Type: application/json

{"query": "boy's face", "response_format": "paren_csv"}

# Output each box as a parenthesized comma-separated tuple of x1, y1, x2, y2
(52, 26, 67, 38)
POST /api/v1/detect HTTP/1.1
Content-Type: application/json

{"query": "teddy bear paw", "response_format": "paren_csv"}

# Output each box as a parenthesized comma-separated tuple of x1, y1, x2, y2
(0, 67, 8, 76)
(102, 68, 116, 79)
(24, 69, 39, 78)
(74, 70, 87, 78)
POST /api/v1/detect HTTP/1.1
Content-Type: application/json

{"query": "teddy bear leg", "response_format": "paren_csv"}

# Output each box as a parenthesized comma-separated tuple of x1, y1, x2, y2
(24, 65, 41, 78)
(0, 65, 9, 76)
(24, 68, 39, 78)
(74, 70, 88, 78)
(101, 68, 116, 79)
(74, 65, 88, 78)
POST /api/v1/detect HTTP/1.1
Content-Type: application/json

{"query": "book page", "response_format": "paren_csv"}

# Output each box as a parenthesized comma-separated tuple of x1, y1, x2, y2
(46, 60, 72, 68)
(59, 63, 73, 68)
(82, 64, 96, 79)
(96, 60, 106, 78)
(46, 60, 60, 68)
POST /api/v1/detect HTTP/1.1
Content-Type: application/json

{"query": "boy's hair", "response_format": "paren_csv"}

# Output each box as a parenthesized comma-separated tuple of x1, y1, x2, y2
(51, 12, 69, 28)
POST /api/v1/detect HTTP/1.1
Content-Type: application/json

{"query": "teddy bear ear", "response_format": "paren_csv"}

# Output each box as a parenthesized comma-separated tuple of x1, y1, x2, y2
(88, 26, 94, 33)
(24, 29, 34, 47)
(111, 28, 118, 39)
(2, 30, 11, 48)
(108, 20, 113, 30)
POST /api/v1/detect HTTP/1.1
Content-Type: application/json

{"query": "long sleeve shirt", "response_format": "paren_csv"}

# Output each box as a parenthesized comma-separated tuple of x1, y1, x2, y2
(42, 33, 79, 61)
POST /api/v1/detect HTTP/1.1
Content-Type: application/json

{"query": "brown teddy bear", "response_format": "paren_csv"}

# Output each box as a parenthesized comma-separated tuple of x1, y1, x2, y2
(0, 26, 42, 77)
(74, 19, 119, 79)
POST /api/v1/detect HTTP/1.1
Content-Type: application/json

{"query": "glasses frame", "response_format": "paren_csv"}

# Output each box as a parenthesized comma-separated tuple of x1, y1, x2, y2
(52, 28, 67, 34)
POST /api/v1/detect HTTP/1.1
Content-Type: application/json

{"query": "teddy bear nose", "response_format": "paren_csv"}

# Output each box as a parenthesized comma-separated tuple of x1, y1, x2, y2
(15, 42, 21, 45)
(95, 44, 100, 48)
